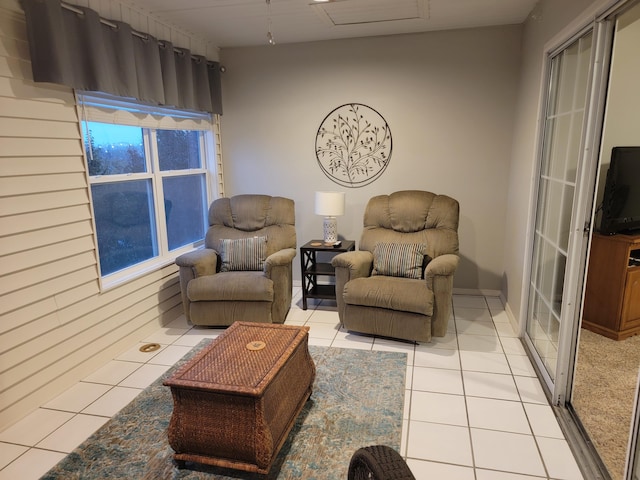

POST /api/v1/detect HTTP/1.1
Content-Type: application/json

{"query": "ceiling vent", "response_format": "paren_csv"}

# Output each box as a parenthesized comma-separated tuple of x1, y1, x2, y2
(311, 0, 429, 26)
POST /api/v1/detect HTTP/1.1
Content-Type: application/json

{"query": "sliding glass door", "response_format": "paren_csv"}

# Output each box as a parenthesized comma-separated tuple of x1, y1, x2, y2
(570, 4, 640, 478)
(524, 30, 594, 395)
(524, 3, 640, 478)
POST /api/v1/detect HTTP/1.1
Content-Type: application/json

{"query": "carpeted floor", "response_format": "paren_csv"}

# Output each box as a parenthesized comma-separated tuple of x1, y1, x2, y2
(41, 342, 406, 480)
(572, 329, 640, 480)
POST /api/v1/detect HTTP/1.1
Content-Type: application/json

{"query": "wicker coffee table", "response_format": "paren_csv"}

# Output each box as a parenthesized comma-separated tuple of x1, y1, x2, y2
(163, 321, 316, 474)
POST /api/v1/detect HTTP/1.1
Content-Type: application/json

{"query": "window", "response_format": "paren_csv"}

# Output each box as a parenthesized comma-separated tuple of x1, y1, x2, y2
(78, 94, 218, 286)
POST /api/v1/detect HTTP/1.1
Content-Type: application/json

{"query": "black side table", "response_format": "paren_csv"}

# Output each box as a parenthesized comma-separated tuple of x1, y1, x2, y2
(300, 240, 356, 310)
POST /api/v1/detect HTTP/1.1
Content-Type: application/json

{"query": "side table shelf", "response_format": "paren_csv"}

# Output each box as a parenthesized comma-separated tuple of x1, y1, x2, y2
(300, 240, 355, 310)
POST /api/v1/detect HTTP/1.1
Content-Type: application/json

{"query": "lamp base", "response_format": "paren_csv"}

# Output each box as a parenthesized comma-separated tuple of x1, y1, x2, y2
(323, 217, 338, 244)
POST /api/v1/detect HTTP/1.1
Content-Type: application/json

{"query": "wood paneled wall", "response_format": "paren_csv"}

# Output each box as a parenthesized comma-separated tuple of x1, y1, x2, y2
(0, 0, 217, 431)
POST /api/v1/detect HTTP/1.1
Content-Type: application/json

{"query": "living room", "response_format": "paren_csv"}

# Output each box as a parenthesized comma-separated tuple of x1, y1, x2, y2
(1, 0, 638, 478)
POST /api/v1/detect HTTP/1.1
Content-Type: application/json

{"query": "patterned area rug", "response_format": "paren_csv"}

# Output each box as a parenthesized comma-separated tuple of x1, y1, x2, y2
(42, 342, 406, 479)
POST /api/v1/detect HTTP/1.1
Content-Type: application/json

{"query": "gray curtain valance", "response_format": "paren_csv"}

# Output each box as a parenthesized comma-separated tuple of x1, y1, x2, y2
(21, 0, 223, 114)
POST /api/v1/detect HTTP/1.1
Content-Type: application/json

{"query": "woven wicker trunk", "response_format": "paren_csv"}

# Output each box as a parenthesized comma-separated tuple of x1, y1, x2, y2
(163, 322, 316, 474)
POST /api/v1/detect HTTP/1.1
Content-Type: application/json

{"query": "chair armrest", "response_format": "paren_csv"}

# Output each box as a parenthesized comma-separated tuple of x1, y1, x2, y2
(175, 248, 218, 323)
(264, 248, 297, 272)
(424, 253, 459, 280)
(265, 248, 297, 323)
(331, 251, 373, 322)
(331, 250, 373, 279)
(425, 253, 459, 337)
(175, 248, 218, 277)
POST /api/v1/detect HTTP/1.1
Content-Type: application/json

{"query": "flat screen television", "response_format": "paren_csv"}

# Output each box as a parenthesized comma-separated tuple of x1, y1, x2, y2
(600, 146, 640, 235)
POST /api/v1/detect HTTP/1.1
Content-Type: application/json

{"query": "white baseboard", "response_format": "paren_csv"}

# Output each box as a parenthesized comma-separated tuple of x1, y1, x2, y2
(452, 287, 501, 297)
(451, 289, 521, 333)
(502, 293, 523, 336)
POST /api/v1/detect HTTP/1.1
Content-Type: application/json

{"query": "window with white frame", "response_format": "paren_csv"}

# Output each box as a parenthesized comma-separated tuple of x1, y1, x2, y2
(78, 93, 218, 285)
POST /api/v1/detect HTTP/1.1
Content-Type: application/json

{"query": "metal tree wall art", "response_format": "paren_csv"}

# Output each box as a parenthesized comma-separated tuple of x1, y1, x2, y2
(315, 103, 392, 188)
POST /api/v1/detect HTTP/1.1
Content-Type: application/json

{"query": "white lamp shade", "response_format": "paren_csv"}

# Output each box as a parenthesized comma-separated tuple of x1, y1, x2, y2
(315, 191, 345, 217)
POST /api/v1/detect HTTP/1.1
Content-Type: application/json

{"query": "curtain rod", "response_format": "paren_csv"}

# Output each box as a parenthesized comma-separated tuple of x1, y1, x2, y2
(60, 1, 207, 61)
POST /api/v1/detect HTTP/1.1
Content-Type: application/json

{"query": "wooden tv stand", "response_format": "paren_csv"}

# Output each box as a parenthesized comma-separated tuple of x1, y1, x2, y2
(582, 233, 640, 340)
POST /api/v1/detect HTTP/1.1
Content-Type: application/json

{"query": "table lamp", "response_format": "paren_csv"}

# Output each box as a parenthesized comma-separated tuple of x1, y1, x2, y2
(315, 191, 345, 244)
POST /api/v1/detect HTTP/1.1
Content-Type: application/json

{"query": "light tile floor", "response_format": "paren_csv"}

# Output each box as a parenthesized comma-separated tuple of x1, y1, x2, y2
(0, 291, 584, 480)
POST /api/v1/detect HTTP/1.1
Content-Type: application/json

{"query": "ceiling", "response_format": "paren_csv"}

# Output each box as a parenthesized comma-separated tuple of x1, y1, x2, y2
(124, 0, 540, 49)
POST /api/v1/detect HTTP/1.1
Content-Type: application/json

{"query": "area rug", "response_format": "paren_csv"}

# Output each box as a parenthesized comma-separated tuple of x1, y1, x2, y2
(41, 342, 406, 479)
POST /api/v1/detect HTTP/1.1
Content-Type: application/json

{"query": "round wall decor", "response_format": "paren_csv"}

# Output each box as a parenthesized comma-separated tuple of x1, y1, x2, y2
(315, 103, 392, 188)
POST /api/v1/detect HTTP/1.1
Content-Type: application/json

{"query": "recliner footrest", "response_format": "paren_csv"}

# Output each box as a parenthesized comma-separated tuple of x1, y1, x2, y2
(343, 276, 433, 316)
(188, 272, 274, 302)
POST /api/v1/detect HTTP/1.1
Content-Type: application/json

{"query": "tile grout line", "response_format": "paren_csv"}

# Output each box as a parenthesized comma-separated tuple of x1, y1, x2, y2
(0, 295, 575, 480)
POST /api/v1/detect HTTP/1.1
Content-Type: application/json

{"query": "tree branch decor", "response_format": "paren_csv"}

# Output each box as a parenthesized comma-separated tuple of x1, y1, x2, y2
(315, 103, 392, 188)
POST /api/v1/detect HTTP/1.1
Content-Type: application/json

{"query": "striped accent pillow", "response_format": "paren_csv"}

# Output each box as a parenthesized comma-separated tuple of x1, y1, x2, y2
(219, 236, 267, 272)
(372, 243, 426, 279)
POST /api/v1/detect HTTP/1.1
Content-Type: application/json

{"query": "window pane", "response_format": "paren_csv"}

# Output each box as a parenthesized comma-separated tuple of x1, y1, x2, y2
(163, 175, 207, 250)
(157, 130, 201, 171)
(83, 122, 145, 176)
(552, 252, 566, 316)
(92, 181, 158, 275)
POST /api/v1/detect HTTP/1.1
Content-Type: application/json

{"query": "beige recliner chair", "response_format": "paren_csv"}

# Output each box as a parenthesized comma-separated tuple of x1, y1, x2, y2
(175, 194, 296, 326)
(331, 190, 459, 342)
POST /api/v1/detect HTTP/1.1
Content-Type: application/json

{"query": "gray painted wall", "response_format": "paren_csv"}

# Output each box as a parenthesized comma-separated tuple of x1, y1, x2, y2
(219, 25, 523, 291)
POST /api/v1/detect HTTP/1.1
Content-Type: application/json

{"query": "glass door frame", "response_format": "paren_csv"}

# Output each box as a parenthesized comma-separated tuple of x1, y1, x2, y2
(521, 21, 606, 404)
(555, 17, 615, 406)
(629, 384, 640, 480)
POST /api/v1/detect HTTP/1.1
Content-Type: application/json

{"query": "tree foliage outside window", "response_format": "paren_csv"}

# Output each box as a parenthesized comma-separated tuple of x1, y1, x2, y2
(83, 121, 210, 278)
(84, 123, 145, 176)
(90, 182, 158, 275)
(157, 130, 200, 171)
